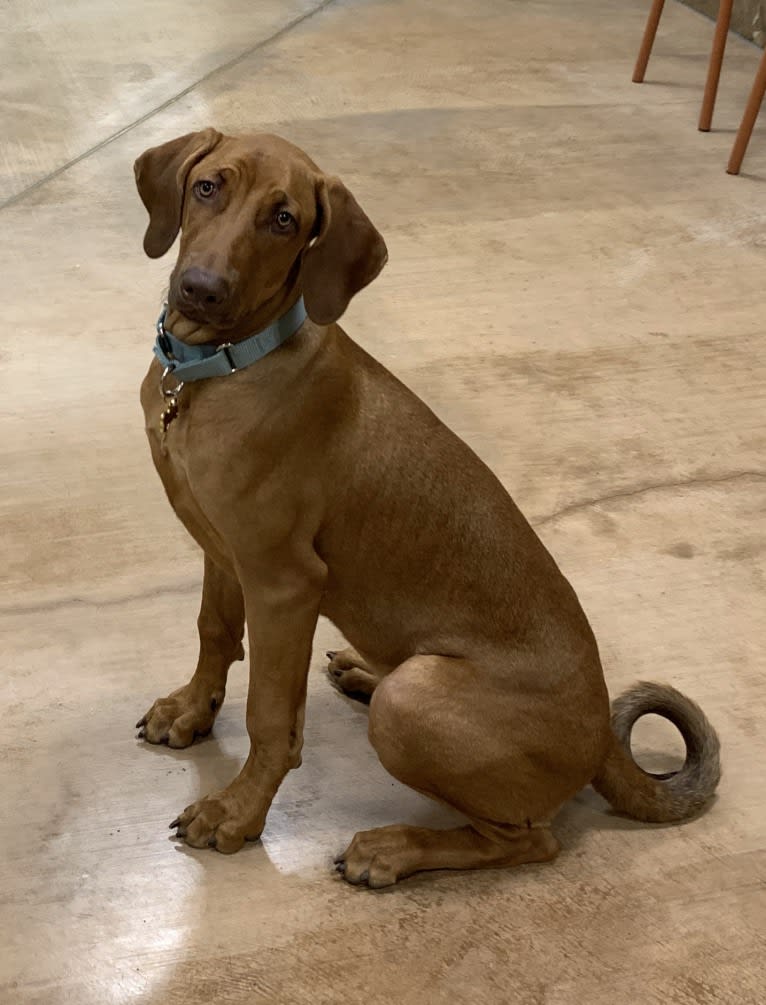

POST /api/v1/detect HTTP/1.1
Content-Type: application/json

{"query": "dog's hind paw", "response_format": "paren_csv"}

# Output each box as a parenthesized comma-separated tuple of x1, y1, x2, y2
(326, 664, 375, 705)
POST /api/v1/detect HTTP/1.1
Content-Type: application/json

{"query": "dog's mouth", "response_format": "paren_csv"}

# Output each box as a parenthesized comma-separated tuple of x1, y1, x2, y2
(168, 290, 239, 332)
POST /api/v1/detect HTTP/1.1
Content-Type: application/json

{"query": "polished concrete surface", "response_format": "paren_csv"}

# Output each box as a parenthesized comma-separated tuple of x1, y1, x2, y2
(2, 0, 765, 1002)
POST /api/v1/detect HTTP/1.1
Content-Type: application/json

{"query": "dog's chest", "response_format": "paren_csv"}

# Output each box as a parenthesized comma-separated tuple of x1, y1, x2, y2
(140, 362, 244, 568)
(142, 365, 203, 512)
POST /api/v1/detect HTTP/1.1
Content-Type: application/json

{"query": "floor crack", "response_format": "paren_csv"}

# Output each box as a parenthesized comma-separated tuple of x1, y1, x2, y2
(534, 470, 766, 529)
(1, 0, 337, 211)
(0, 580, 199, 619)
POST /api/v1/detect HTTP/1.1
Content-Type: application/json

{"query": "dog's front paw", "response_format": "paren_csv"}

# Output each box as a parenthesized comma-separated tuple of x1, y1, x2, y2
(170, 788, 263, 854)
(136, 682, 224, 748)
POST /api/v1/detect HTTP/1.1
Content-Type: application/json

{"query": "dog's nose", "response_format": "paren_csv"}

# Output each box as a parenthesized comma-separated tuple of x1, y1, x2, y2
(179, 267, 229, 306)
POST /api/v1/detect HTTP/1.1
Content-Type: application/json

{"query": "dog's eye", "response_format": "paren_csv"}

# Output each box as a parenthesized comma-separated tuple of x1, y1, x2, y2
(195, 179, 217, 199)
(275, 209, 295, 230)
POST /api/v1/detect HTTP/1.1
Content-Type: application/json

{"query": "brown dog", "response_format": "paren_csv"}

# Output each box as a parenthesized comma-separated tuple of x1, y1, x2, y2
(134, 129, 720, 887)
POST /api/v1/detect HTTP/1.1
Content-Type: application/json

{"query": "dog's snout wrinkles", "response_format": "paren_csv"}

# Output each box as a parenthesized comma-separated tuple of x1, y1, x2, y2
(180, 267, 229, 307)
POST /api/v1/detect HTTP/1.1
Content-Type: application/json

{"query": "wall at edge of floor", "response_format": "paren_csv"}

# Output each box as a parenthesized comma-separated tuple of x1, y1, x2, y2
(681, 0, 766, 46)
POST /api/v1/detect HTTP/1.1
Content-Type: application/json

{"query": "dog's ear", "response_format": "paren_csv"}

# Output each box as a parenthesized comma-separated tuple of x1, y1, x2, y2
(302, 176, 388, 325)
(133, 128, 222, 258)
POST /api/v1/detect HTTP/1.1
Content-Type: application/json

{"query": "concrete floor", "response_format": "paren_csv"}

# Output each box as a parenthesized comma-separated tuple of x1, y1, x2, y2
(2, 0, 765, 1001)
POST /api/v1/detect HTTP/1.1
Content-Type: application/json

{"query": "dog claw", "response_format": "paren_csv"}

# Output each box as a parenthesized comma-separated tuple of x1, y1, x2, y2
(334, 860, 346, 874)
(170, 817, 180, 829)
(136, 728, 146, 739)
(136, 716, 147, 728)
(326, 651, 336, 661)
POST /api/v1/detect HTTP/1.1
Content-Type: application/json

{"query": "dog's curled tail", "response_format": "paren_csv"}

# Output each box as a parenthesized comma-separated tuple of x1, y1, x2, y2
(592, 682, 721, 823)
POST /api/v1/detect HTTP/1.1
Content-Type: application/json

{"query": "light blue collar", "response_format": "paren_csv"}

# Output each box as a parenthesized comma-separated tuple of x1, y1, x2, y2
(153, 297, 307, 382)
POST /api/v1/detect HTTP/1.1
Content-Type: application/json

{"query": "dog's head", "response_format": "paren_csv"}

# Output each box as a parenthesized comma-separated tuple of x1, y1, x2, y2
(134, 129, 387, 332)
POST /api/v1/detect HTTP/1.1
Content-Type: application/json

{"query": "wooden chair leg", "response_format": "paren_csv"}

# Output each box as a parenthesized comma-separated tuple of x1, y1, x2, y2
(727, 44, 766, 174)
(633, 0, 666, 83)
(699, 0, 734, 131)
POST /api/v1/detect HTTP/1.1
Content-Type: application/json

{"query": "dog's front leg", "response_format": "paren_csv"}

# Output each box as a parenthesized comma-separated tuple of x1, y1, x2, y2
(171, 556, 324, 853)
(138, 554, 244, 747)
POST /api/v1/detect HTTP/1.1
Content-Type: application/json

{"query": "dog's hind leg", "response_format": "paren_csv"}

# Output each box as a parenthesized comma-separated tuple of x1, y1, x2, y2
(336, 820, 560, 888)
(334, 652, 603, 887)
